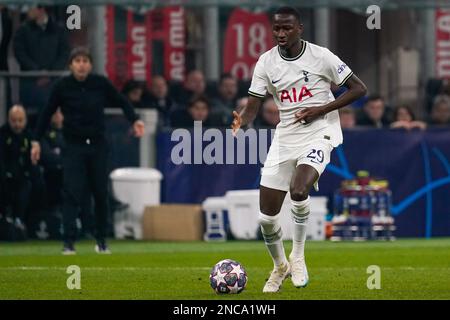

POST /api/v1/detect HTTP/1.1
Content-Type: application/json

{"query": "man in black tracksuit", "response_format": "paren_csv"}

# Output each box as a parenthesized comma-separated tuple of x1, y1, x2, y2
(32, 47, 145, 254)
(0, 106, 34, 235)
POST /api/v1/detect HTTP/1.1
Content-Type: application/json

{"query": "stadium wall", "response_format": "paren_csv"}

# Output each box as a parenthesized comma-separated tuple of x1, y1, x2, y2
(156, 128, 450, 238)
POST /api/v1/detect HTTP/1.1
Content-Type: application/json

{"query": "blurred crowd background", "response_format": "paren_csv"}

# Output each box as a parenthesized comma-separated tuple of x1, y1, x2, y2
(1, 1, 449, 240)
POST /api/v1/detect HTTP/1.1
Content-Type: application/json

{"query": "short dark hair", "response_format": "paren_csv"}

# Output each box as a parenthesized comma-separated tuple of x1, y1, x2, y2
(365, 94, 384, 104)
(188, 96, 210, 109)
(122, 80, 144, 95)
(273, 6, 301, 23)
(394, 105, 416, 121)
(68, 46, 92, 64)
(219, 73, 236, 85)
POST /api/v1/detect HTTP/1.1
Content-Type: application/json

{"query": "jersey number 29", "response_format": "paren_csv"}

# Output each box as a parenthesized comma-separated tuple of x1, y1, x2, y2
(307, 149, 324, 164)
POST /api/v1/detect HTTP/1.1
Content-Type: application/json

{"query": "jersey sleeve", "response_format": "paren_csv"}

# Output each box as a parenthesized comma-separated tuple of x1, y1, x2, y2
(322, 49, 353, 87)
(248, 56, 268, 98)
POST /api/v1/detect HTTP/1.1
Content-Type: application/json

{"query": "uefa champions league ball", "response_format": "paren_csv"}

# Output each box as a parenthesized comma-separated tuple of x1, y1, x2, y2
(209, 259, 248, 294)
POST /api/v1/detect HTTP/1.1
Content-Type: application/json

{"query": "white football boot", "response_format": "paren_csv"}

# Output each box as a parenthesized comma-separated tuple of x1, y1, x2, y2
(262, 262, 291, 293)
(289, 255, 309, 288)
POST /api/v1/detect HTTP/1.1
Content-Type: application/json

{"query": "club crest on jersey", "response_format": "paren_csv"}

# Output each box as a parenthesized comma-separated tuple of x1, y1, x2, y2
(279, 86, 313, 103)
(302, 71, 309, 82)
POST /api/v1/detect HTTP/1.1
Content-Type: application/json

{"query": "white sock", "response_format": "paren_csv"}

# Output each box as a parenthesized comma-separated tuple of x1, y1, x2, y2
(290, 197, 310, 259)
(258, 212, 288, 268)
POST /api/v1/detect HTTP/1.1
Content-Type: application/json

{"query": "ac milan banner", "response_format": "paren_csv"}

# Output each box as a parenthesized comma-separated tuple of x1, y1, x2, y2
(162, 6, 186, 82)
(105, 5, 152, 89)
(105, 6, 186, 88)
(436, 9, 450, 78)
(223, 8, 274, 80)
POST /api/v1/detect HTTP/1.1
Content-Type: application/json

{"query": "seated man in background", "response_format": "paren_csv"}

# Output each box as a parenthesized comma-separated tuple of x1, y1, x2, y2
(121, 80, 146, 109)
(143, 75, 179, 128)
(211, 74, 240, 126)
(356, 95, 391, 128)
(176, 70, 208, 106)
(170, 96, 214, 128)
(0, 105, 38, 238)
(428, 95, 450, 127)
(339, 106, 356, 129)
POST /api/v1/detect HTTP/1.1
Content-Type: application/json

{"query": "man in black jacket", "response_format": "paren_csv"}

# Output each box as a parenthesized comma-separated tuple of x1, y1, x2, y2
(32, 47, 145, 254)
(0, 105, 36, 237)
(0, 6, 12, 71)
(13, 5, 69, 112)
(1, 6, 13, 108)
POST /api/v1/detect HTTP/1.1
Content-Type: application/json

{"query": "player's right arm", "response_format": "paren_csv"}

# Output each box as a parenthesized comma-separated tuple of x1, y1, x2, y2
(232, 54, 267, 135)
(231, 96, 262, 136)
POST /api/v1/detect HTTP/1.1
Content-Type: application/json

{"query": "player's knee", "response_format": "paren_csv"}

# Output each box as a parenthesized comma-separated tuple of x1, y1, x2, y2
(259, 198, 283, 216)
(291, 197, 310, 224)
(290, 185, 310, 201)
(258, 212, 279, 231)
(258, 212, 282, 242)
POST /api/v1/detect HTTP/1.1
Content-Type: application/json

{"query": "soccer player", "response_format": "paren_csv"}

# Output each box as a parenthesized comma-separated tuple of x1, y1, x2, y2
(231, 7, 367, 292)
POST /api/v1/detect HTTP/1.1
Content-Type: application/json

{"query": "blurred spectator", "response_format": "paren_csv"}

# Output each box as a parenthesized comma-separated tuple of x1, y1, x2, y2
(143, 75, 179, 127)
(429, 95, 450, 127)
(211, 74, 239, 126)
(255, 97, 280, 128)
(339, 106, 356, 129)
(13, 5, 70, 112)
(356, 95, 391, 128)
(0, 6, 12, 71)
(122, 80, 146, 109)
(171, 96, 214, 128)
(0, 105, 35, 238)
(390, 105, 427, 130)
(176, 70, 208, 105)
(0, 6, 13, 108)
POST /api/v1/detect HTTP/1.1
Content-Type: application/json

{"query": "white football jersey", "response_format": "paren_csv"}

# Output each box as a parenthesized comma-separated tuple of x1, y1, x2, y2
(248, 40, 353, 147)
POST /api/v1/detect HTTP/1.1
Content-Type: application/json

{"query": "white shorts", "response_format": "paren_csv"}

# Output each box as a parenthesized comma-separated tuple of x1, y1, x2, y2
(260, 138, 333, 192)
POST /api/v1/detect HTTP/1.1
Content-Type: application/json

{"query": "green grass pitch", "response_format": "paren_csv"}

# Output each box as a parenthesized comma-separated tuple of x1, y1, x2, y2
(0, 239, 449, 300)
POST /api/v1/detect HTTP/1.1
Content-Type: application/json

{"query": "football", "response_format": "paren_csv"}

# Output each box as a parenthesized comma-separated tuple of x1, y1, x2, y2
(209, 259, 248, 294)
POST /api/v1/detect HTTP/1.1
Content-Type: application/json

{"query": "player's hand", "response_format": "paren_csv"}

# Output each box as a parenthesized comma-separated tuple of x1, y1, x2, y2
(31, 141, 41, 165)
(132, 120, 145, 137)
(231, 111, 242, 137)
(294, 106, 326, 124)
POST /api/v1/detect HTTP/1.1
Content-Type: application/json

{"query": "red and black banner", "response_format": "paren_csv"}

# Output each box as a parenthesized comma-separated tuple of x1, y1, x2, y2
(436, 9, 450, 79)
(105, 5, 186, 89)
(223, 8, 273, 80)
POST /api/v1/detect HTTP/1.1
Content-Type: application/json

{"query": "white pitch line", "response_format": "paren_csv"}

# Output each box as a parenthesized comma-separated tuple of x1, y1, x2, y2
(0, 266, 448, 271)
(0, 266, 212, 271)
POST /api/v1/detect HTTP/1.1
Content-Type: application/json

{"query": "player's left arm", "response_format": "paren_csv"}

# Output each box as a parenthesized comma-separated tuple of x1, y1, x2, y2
(295, 48, 367, 124)
(104, 77, 145, 137)
(295, 74, 367, 124)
